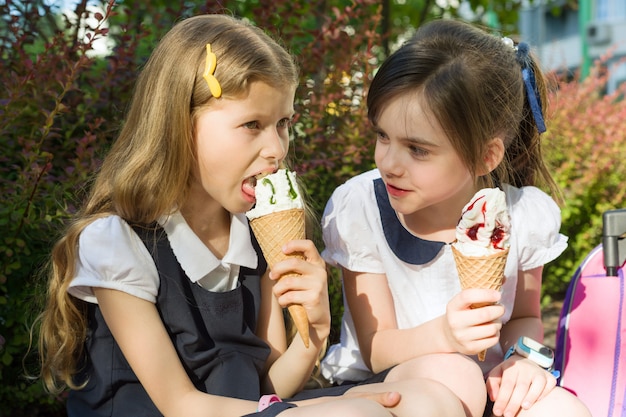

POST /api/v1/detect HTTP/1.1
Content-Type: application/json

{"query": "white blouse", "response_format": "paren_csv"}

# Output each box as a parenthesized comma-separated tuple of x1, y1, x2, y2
(320, 169, 567, 382)
(68, 212, 258, 304)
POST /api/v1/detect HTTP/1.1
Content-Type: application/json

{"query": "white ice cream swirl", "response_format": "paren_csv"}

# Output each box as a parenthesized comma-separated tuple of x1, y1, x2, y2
(246, 169, 303, 220)
(454, 188, 510, 256)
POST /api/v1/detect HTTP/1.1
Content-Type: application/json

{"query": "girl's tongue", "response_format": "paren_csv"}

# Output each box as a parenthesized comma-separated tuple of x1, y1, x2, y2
(242, 176, 257, 200)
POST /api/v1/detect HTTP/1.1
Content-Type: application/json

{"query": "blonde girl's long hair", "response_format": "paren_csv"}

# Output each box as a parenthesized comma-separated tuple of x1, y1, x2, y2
(37, 13, 299, 394)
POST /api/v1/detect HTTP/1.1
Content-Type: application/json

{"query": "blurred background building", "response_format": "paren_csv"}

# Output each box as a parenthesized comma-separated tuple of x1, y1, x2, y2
(519, 0, 626, 92)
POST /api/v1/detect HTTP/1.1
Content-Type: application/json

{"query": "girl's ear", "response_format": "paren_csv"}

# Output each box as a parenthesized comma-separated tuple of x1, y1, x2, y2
(478, 137, 505, 176)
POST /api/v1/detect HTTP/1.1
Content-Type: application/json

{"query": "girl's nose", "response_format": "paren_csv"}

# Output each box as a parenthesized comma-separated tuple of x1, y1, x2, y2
(376, 144, 402, 177)
(260, 129, 288, 162)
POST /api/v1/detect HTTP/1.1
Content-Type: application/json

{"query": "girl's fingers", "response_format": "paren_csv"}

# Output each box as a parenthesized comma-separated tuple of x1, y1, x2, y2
(520, 374, 547, 410)
(282, 239, 325, 265)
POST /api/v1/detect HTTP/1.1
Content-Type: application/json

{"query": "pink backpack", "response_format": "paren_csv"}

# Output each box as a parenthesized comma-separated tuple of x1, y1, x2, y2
(555, 209, 626, 417)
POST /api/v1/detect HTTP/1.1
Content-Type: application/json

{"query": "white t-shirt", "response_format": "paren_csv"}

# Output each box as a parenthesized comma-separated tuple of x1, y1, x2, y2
(320, 169, 567, 383)
(68, 211, 258, 304)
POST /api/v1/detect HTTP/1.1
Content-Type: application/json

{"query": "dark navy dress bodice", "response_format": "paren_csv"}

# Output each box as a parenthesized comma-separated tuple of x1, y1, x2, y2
(67, 224, 270, 416)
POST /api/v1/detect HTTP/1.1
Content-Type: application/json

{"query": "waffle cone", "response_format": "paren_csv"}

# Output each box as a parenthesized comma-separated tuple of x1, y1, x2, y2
(451, 245, 509, 361)
(249, 208, 310, 348)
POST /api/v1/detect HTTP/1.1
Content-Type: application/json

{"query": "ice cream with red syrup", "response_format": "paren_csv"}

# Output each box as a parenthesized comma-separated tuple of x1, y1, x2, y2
(451, 187, 510, 361)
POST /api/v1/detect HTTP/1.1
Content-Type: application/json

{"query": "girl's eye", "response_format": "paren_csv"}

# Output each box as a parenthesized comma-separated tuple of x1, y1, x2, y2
(375, 130, 388, 142)
(409, 145, 429, 158)
(244, 121, 260, 129)
(277, 117, 292, 128)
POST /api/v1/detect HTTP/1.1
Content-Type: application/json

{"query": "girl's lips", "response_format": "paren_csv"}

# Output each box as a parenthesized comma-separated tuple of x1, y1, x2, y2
(386, 182, 409, 197)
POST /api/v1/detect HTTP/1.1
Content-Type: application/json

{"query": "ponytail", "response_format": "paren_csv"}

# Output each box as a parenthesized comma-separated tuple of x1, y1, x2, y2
(499, 41, 562, 203)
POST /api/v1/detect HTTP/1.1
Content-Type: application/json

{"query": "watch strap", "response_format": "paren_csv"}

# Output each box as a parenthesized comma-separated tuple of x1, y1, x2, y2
(504, 345, 516, 361)
(504, 344, 560, 379)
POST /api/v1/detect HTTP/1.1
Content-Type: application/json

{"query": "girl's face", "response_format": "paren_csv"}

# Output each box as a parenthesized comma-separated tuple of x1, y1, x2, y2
(374, 92, 476, 222)
(192, 81, 296, 214)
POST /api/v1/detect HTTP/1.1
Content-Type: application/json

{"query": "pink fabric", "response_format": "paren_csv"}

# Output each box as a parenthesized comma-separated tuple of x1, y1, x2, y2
(258, 394, 282, 412)
(556, 245, 626, 417)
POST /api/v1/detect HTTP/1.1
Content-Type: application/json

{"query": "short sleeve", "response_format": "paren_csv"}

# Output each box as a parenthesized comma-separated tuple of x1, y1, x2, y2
(68, 216, 160, 303)
(506, 185, 568, 271)
(321, 173, 384, 273)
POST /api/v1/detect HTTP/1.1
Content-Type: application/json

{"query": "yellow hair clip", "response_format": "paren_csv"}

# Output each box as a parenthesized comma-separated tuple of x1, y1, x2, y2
(203, 43, 222, 98)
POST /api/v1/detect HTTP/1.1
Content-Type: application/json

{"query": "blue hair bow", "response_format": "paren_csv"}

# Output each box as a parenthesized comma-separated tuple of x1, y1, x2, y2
(517, 42, 546, 134)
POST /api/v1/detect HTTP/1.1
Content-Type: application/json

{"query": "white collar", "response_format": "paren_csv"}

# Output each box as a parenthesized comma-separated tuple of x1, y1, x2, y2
(157, 211, 258, 283)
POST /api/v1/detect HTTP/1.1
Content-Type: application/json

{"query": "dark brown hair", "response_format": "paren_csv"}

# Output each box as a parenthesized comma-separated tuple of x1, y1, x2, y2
(367, 19, 559, 198)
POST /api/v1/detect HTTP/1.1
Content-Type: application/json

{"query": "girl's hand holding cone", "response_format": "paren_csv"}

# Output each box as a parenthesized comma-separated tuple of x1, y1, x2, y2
(268, 238, 330, 347)
(444, 288, 505, 357)
(246, 169, 318, 347)
(452, 188, 511, 360)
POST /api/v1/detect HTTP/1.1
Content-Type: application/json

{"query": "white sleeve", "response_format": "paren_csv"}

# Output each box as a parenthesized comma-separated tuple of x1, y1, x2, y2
(68, 216, 160, 304)
(507, 185, 568, 271)
(321, 175, 384, 273)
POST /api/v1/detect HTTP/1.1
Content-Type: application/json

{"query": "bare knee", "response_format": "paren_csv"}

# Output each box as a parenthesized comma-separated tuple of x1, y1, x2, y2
(540, 386, 592, 416)
(333, 398, 390, 417)
(386, 354, 486, 417)
(386, 353, 482, 383)
(349, 378, 466, 417)
(511, 386, 592, 417)
(394, 378, 466, 417)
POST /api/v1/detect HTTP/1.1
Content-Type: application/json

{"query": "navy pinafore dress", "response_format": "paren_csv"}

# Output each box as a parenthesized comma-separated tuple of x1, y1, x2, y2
(67, 224, 271, 416)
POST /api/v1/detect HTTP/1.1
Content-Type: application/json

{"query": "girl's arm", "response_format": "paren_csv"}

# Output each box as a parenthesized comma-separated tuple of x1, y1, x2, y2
(486, 266, 557, 417)
(256, 239, 331, 397)
(94, 288, 258, 417)
(499, 266, 544, 348)
(344, 268, 503, 373)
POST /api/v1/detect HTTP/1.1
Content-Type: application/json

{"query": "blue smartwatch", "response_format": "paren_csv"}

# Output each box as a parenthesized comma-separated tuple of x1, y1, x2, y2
(504, 336, 560, 378)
